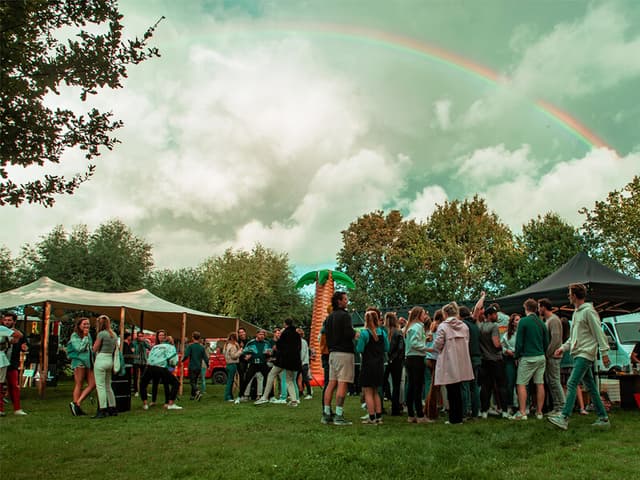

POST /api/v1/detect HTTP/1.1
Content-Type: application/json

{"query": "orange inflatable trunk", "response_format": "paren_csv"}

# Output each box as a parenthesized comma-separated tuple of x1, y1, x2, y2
(309, 271, 333, 386)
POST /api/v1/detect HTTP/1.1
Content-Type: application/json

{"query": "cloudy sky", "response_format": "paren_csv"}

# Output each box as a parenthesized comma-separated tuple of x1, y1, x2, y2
(3, 0, 639, 274)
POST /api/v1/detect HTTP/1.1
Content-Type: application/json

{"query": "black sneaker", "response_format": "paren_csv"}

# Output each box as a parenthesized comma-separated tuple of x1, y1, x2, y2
(76, 404, 87, 416)
(195, 391, 202, 401)
(321, 413, 334, 425)
(69, 402, 77, 416)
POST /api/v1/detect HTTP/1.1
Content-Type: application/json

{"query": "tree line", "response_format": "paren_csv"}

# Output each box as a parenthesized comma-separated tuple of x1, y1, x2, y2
(0, 176, 637, 325)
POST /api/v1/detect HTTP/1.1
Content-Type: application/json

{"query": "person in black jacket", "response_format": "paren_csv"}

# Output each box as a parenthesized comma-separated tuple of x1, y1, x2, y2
(254, 319, 302, 406)
(383, 312, 405, 416)
(322, 291, 358, 426)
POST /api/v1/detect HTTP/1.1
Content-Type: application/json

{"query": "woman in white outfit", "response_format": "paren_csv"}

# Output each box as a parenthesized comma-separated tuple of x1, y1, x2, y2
(92, 315, 118, 419)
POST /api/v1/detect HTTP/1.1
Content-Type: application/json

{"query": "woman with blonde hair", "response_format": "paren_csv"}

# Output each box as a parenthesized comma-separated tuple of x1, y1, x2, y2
(223, 332, 242, 402)
(433, 302, 474, 424)
(92, 315, 118, 418)
(404, 306, 429, 423)
(67, 317, 95, 416)
(424, 309, 444, 421)
(356, 310, 389, 424)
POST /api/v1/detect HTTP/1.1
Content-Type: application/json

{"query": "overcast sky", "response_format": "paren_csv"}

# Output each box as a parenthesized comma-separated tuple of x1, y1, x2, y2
(3, 0, 639, 274)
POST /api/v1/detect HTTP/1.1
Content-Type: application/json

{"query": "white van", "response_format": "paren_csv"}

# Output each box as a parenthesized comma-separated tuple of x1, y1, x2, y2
(600, 313, 640, 372)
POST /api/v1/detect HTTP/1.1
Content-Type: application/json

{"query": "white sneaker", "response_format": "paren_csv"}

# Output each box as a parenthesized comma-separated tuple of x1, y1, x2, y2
(166, 404, 183, 410)
(304, 395, 313, 400)
(14, 409, 27, 416)
(361, 413, 369, 420)
(134, 392, 139, 397)
(271, 399, 287, 404)
(480, 411, 488, 419)
(254, 399, 269, 405)
(142, 404, 149, 411)
(233, 398, 240, 405)
(502, 411, 511, 419)
(361, 402, 367, 409)
(288, 401, 299, 407)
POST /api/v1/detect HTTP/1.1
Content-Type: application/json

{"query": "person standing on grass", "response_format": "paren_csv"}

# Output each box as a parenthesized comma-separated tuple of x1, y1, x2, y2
(424, 310, 442, 422)
(223, 332, 242, 402)
(460, 306, 481, 419)
(141, 337, 182, 411)
(255, 319, 302, 407)
(297, 328, 313, 400)
(501, 314, 520, 415)
(548, 283, 611, 430)
(384, 312, 404, 416)
(0, 320, 23, 417)
(477, 302, 509, 418)
(356, 310, 389, 424)
(539, 298, 565, 416)
(182, 331, 208, 401)
(322, 291, 358, 426)
(433, 302, 473, 424)
(242, 330, 272, 400)
(92, 315, 118, 419)
(67, 317, 95, 416)
(511, 299, 548, 421)
(404, 306, 429, 424)
(2, 312, 28, 416)
(132, 331, 151, 397)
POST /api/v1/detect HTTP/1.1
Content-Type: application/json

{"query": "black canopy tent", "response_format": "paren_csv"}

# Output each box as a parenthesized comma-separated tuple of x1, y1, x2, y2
(494, 252, 640, 317)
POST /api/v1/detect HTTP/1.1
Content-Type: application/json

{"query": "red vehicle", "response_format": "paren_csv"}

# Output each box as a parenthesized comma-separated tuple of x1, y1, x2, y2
(174, 338, 228, 384)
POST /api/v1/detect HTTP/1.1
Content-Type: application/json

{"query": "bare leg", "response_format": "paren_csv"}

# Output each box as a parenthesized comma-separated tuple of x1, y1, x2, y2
(516, 384, 528, 415)
(73, 367, 85, 403)
(535, 384, 545, 415)
(324, 379, 337, 409)
(78, 369, 96, 405)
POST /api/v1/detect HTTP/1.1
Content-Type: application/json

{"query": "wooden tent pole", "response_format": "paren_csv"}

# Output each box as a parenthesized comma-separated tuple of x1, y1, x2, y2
(39, 301, 51, 398)
(119, 307, 125, 351)
(235, 318, 239, 332)
(179, 313, 187, 396)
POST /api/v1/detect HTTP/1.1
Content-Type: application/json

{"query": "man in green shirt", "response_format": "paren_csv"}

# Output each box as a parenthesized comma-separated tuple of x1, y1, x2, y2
(512, 298, 548, 420)
(183, 331, 209, 401)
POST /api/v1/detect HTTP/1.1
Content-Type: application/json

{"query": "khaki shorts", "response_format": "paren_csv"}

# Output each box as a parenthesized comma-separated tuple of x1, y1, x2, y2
(329, 352, 355, 383)
(516, 355, 546, 385)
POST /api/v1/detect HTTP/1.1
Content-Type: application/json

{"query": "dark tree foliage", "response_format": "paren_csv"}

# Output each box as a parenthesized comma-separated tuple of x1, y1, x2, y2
(0, 0, 163, 206)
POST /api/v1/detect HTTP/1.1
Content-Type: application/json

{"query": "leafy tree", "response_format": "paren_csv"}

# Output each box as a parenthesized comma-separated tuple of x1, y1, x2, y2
(422, 195, 516, 302)
(0, 246, 17, 291)
(17, 219, 153, 291)
(504, 212, 584, 292)
(146, 267, 212, 313)
(1, 0, 163, 206)
(202, 245, 309, 329)
(337, 210, 430, 310)
(580, 175, 640, 277)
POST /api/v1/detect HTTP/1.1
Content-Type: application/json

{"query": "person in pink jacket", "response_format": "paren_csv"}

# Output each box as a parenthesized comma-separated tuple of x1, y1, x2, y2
(434, 302, 474, 424)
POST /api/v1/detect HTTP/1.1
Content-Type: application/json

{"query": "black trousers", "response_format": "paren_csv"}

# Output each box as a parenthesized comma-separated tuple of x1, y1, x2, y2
(446, 382, 464, 424)
(188, 369, 201, 398)
(385, 360, 404, 415)
(140, 366, 178, 404)
(480, 359, 508, 412)
(405, 356, 426, 418)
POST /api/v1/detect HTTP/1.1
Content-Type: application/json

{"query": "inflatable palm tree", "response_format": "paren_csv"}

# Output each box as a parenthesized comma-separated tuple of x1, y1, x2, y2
(295, 269, 355, 385)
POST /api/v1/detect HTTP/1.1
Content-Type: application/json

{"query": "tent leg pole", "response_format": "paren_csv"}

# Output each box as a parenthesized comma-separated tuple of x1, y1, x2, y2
(179, 313, 186, 397)
(39, 301, 51, 399)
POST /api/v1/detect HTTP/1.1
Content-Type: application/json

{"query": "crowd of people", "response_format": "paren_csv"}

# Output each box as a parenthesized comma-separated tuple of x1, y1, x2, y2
(0, 282, 632, 430)
(316, 283, 615, 430)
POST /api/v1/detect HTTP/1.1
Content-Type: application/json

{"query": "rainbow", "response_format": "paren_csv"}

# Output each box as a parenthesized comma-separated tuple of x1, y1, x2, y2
(229, 22, 616, 155)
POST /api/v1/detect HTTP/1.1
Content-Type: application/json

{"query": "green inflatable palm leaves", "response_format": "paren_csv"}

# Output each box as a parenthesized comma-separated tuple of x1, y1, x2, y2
(295, 269, 355, 289)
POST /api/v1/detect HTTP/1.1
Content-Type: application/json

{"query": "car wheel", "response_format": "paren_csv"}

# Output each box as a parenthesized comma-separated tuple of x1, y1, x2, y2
(213, 371, 227, 384)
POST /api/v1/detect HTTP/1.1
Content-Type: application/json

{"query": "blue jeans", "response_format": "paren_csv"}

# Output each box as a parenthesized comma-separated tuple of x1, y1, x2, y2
(224, 363, 237, 401)
(562, 356, 607, 419)
(462, 364, 481, 417)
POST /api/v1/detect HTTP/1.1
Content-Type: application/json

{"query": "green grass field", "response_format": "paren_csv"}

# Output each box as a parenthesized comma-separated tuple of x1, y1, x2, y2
(1, 381, 638, 480)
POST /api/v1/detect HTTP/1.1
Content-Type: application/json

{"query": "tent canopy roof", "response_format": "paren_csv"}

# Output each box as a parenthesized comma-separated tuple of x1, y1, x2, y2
(0, 277, 258, 338)
(495, 252, 640, 317)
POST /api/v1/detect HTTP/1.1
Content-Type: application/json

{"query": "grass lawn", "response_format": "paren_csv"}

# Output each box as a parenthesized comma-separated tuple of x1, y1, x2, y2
(1, 381, 638, 480)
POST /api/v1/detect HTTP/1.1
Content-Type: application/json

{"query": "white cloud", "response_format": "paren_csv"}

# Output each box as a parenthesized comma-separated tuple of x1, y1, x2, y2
(455, 144, 535, 189)
(508, 4, 640, 98)
(406, 186, 448, 221)
(433, 99, 452, 130)
(474, 147, 638, 232)
(228, 150, 412, 264)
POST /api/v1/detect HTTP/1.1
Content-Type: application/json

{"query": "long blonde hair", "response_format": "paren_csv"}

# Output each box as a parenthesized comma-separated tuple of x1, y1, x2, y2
(403, 306, 425, 335)
(364, 310, 379, 342)
(96, 315, 115, 338)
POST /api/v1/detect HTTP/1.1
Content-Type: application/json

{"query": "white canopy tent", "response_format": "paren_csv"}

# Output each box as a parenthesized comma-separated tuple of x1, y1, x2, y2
(0, 277, 259, 396)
